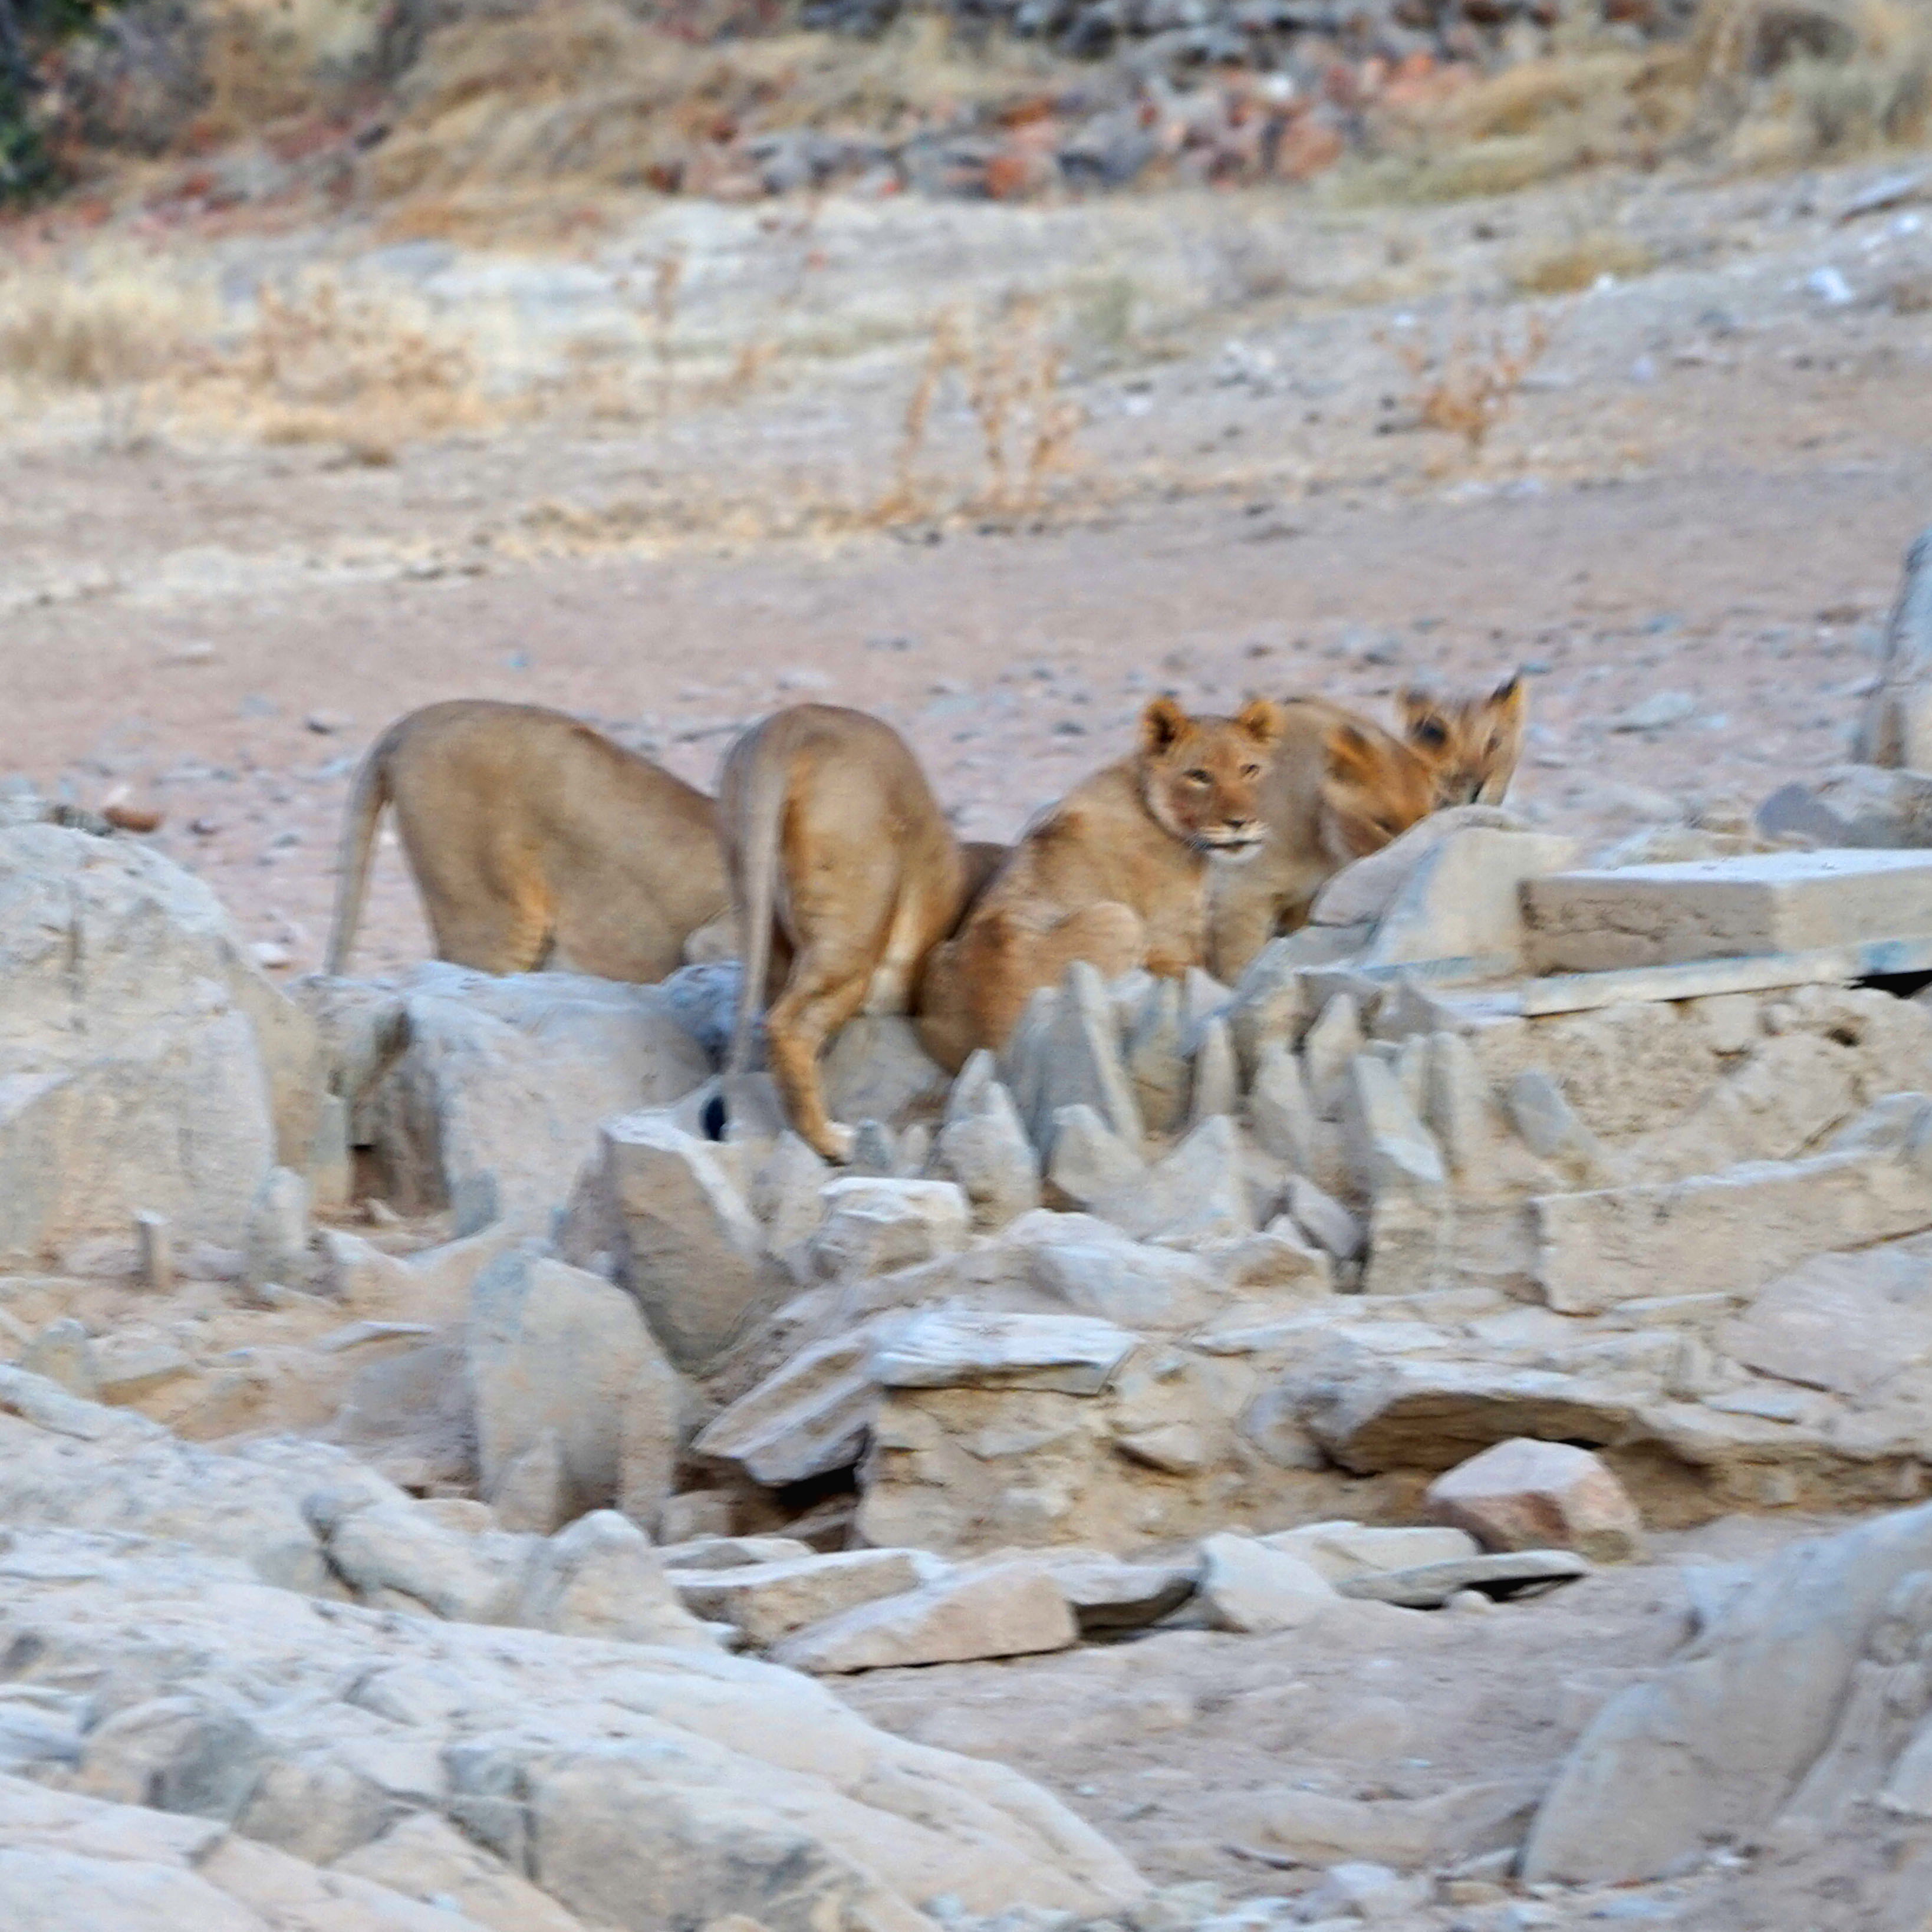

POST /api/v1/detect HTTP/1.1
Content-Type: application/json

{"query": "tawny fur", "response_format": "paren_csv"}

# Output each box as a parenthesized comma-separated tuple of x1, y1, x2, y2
(1398, 673, 1529, 806)
(1206, 697, 1440, 982)
(326, 699, 729, 980)
(722, 703, 975, 1163)
(918, 695, 1286, 1069)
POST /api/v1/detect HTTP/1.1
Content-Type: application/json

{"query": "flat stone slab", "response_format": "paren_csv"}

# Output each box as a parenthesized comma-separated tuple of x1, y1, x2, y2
(870, 1308, 1139, 1395)
(1334, 1549, 1591, 1607)
(1523, 848, 1932, 974)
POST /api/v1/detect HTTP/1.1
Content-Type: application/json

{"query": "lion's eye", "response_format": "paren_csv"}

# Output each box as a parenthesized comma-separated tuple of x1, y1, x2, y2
(1240, 763, 1261, 779)
(1184, 768, 1212, 785)
(1414, 720, 1447, 748)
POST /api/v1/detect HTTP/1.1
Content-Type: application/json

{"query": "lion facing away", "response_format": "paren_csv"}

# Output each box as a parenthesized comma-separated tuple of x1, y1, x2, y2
(326, 699, 730, 980)
(722, 703, 981, 1161)
(1207, 697, 1439, 982)
(1398, 672, 1528, 805)
(918, 695, 1286, 1069)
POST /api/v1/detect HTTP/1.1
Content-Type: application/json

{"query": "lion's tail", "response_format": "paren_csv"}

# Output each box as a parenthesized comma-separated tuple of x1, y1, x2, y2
(325, 722, 401, 976)
(726, 723, 790, 1076)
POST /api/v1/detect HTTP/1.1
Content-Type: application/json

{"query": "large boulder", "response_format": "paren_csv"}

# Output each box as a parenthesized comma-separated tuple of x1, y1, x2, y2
(0, 1526, 1146, 1930)
(0, 825, 324, 1263)
(1525, 1501, 1932, 1884)
(355, 965, 711, 1228)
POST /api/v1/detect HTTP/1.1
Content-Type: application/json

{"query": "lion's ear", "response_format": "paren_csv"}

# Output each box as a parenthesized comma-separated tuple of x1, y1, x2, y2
(1324, 719, 1378, 780)
(1140, 695, 1189, 756)
(1492, 671, 1528, 723)
(1395, 686, 1433, 727)
(1235, 695, 1285, 748)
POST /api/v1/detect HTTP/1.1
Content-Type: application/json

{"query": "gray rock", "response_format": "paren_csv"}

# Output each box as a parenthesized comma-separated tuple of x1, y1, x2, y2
(1525, 1501, 1932, 1884)
(1034, 1552, 1197, 1631)
(1250, 1041, 1318, 1171)
(936, 1056, 1042, 1229)
(671, 1548, 939, 1647)
(821, 1015, 951, 1128)
(1757, 765, 1932, 848)
(771, 1562, 1077, 1673)
(870, 1306, 1138, 1395)
(1301, 995, 1364, 1112)
(1197, 1532, 1338, 1633)
(1123, 978, 1189, 1134)
(562, 1111, 772, 1373)
(1288, 1176, 1364, 1262)
(358, 965, 710, 1225)
(693, 1327, 884, 1485)
(20, 1319, 99, 1400)
(1854, 524, 1932, 768)
(1188, 1016, 1240, 1127)
(243, 1164, 319, 1298)
(1426, 1438, 1645, 1564)
(469, 1249, 680, 1527)
(516, 1509, 716, 1647)
(1335, 1549, 1591, 1608)
(1084, 1115, 1256, 1244)
(1048, 1102, 1146, 1207)
(1020, 962, 1144, 1151)
(810, 1177, 969, 1279)
(1026, 1230, 1220, 1331)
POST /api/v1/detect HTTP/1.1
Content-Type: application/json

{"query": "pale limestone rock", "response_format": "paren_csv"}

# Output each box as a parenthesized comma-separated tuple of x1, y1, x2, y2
(811, 1177, 969, 1279)
(1259, 1520, 1479, 1581)
(1048, 1104, 1146, 1209)
(871, 1308, 1138, 1396)
(516, 1510, 716, 1647)
(771, 1563, 1076, 1673)
(1197, 1532, 1337, 1633)
(693, 1327, 884, 1486)
(1360, 827, 1576, 973)
(670, 1549, 940, 1647)
(1122, 979, 1189, 1135)
(1250, 1041, 1319, 1171)
(1288, 1176, 1364, 1263)
(1426, 1437, 1645, 1563)
(936, 1059, 1042, 1229)
(1188, 1016, 1240, 1127)
(1334, 1549, 1589, 1607)
(335, 1812, 585, 1932)
(1854, 524, 1932, 768)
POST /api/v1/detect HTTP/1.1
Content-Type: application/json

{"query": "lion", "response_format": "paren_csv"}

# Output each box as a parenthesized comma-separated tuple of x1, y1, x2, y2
(325, 699, 730, 980)
(1206, 697, 1440, 982)
(1398, 672, 1528, 806)
(722, 703, 981, 1162)
(917, 695, 1287, 1069)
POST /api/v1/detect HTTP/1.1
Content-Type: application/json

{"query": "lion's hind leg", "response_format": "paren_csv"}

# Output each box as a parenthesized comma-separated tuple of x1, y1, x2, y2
(766, 939, 877, 1163)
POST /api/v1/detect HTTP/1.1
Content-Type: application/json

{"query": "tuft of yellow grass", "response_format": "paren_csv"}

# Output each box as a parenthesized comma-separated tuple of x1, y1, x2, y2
(1511, 231, 1657, 294)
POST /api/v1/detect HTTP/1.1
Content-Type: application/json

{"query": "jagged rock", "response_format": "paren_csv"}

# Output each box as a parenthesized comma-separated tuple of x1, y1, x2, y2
(1294, 1862, 1431, 1921)
(1210, 1222, 1333, 1298)
(21, 1318, 99, 1399)
(1082, 1115, 1256, 1244)
(1123, 978, 1189, 1133)
(0, 825, 314, 1265)
(562, 1111, 772, 1372)
(871, 1307, 1138, 1395)
(1227, 940, 1321, 1071)
(469, 1249, 682, 1529)
(1026, 1551, 1199, 1631)
(317, 1492, 529, 1622)
(516, 1509, 716, 1647)
(1015, 962, 1144, 1151)
(1525, 1502, 1932, 1884)
(1188, 1016, 1240, 1127)
(1235, 1778, 1542, 1872)
(821, 1015, 950, 1129)
(358, 965, 710, 1226)
(0, 1526, 1145, 1925)
(243, 1164, 320, 1298)
(1506, 1068, 1600, 1169)
(1288, 1175, 1364, 1262)
(936, 1055, 1042, 1228)
(1048, 1102, 1146, 1207)
(1335, 1549, 1590, 1607)
(1426, 1438, 1645, 1563)
(1342, 1054, 1447, 1199)
(810, 1177, 970, 1278)
(1309, 805, 1527, 932)
(1250, 1041, 1318, 1170)
(693, 1327, 885, 1485)
(658, 1535, 817, 1570)
(1854, 522, 1932, 767)
(671, 1548, 941, 1646)
(771, 1562, 1077, 1672)
(750, 1131, 832, 1274)
(1302, 993, 1364, 1112)
(489, 1429, 575, 1535)
(1197, 1532, 1338, 1633)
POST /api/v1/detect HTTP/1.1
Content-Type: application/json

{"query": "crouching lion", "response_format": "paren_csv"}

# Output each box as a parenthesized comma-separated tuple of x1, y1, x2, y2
(326, 699, 731, 980)
(721, 703, 998, 1162)
(917, 693, 1287, 1068)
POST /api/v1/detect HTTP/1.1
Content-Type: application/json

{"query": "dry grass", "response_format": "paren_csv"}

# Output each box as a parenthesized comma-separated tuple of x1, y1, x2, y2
(1385, 310, 1554, 453)
(1511, 229, 1657, 294)
(876, 298, 1082, 524)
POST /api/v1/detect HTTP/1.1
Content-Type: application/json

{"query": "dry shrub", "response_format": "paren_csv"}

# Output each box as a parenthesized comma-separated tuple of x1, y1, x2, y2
(0, 262, 208, 389)
(877, 297, 1081, 524)
(1511, 230, 1656, 293)
(1387, 310, 1553, 452)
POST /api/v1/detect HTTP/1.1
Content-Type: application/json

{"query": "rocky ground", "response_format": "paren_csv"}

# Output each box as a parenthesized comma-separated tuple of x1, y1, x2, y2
(8, 134, 1932, 1932)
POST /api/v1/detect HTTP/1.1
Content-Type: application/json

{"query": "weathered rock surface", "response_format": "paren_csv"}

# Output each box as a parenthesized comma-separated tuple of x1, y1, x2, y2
(0, 1526, 1144, 1926)
(562, 1110, 772, 1371)
(936, 1054, 1043, 1229)
(1197, 1532, 1338, 1633)
(1426, 1437, 1645, 1563)
(771, 1562, 1078, 1672)
(1334, 1548, 1591, 1607)
(0, 825, 322, 1265)
(811, 1177, 970, 1279)
(468, 1248, 683, 1532)
(1525, 1501, 1932, 1884)
(671, 1548, 942, 1647)
(1854, 521, 1932, 769)
(357, 966, 710, 1229)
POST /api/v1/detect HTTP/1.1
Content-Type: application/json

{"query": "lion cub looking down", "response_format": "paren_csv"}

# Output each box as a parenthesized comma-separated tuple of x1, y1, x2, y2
(1399, 672, 1528, 805)
(722, 704, 976, 1162)
(326, 700, 729, 980)
(917, 695, 1286, 1068)
(1207, 698, 1439, 982)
